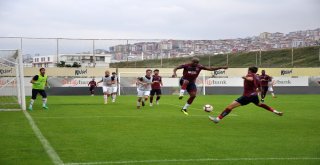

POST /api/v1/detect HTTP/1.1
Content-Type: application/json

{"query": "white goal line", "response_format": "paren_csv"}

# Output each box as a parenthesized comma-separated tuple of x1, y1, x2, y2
(65, 157, 320, 165)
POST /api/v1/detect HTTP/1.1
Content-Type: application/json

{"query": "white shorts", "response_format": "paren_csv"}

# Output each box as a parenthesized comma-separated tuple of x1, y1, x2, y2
(137, 89, 150, 97)
(268, 86, 274, 92)
(102, 86, 113, 94)
(111, 87, 117, 93)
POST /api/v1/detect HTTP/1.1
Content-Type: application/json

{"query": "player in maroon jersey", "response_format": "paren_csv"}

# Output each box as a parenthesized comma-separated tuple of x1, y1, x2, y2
(88, 78, 97, 96)
(172, 57, 228, 115)
(209, 67, 283, 124)
(150, 69, 163, 106)
(259, 70, 271, 102)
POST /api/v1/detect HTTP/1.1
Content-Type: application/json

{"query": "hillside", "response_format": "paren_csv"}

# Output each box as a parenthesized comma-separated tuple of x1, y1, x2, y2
(110, 46, 320, 68)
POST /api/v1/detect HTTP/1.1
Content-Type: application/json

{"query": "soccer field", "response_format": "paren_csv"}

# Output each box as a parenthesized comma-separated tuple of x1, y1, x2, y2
(1, 95, 320, 165)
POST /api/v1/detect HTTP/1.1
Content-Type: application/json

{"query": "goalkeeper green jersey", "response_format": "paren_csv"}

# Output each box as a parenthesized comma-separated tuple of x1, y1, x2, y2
(32, 74, 48, 90)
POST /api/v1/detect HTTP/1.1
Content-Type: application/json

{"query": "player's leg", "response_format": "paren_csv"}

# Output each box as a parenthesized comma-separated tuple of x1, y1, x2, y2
(269, 86, 276, 98)
(28, 89, 38, 111)
(137, 90, 143, 109)
(149, 89, 155, 106)
(254, 98, 283, 116)
(111, 87, 117, 102)
(181, 83, 196, 115)
(179, 78, 189, 99)
(102, 86, 109, 104)
(89, 87, 91, 95)
(209, 100, 242, 123)
(39, 90, 48, 109)
(261, 86, 268, 102)
(142, 91, 150, 107)
(156, 89, 161, 105)
(209, 96, 250, 123)
(92, 87, 95, 96)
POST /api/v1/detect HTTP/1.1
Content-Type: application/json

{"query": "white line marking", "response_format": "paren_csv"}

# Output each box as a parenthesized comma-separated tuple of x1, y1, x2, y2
(23, 110, 63, 165)
(0, 109, 21, 112)
(33, 116, 143, 119)
(65, 157, 320, 165)
(163, 103, 238, 116)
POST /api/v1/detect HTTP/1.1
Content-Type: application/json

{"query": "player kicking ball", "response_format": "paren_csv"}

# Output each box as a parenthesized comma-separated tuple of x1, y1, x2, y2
(209, 66, 283, 124)
(173, 57, 228, 115)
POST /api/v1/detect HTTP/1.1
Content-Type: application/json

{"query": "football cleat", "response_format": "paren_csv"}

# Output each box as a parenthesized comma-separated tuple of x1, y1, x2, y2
(181, 109, 189, 115)
(28, 107, 33, 111)
(275, 111, 283, 116)
(208, 116, 220, 124)
(42, 106, 49, 110)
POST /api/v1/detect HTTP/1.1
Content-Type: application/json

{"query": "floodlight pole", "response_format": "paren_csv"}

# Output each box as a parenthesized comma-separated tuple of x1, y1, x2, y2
(318, 47, 320, 62)
(259, 49, 262, 66)
(56, 38, 59, 66)
(227, 53, 229, 66)
(93, 39, 95, 68)
(291, 47, 294, 67)
(160, 49, 163, 68)
(255, 51, 258, 66)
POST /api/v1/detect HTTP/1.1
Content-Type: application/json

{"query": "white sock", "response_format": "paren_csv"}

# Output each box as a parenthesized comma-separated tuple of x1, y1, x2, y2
(42, 98, 47, 107)
(104, 95, 108, 102)
(137, 101, 140, 106)
(29, 99, 34, 108)
(273, 110, 280, 113)
(180, 89, 185, 96)
(112, 94, 116, 100)
(183, 103, 190, 110)
(271, 93, 275, 97)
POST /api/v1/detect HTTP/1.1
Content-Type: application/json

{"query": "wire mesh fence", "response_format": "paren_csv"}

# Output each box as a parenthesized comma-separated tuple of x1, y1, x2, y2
(0, 37, 319, 68)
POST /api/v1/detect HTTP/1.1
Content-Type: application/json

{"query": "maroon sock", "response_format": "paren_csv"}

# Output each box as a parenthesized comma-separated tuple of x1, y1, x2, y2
(181, 82, 188, 90)
(258, 103, 274, 112)
(218, 108, 232, 119)
(156, 96, 160, 101)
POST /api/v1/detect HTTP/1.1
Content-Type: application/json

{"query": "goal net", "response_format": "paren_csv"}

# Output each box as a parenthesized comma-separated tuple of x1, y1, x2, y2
(0, 50, 26, 111)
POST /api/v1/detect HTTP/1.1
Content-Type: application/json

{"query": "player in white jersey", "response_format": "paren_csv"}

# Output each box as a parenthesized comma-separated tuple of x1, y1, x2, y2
(97, 70, 115, 104)
(111, 72, 118, 102)
(136, 69, 153, 109)
(268, 77, 277, 98)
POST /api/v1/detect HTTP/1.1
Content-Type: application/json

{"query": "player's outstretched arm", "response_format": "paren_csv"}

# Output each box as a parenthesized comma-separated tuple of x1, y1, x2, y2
(205, 66, 228, 71)
(172, 66, 180, 77)
(242, 75, 253, 81)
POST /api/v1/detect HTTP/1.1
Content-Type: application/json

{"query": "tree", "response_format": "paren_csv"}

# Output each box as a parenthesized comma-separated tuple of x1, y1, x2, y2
(57, 61, 66, 67)
(72, 62, 81, 68)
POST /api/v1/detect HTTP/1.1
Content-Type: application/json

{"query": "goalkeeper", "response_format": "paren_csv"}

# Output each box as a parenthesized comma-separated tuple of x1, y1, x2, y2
(28, 68, 50, 111)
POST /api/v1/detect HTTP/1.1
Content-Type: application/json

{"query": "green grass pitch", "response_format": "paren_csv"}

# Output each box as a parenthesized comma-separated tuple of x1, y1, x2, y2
(0, 95, 320, 165)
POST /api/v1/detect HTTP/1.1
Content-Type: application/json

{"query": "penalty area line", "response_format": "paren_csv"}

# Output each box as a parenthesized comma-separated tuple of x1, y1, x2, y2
(23, 110, 63, 165)
(65, 157, 320, 165)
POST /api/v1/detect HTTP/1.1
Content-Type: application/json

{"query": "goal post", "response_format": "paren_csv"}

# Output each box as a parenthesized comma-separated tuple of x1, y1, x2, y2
(0, 49, 26, 111)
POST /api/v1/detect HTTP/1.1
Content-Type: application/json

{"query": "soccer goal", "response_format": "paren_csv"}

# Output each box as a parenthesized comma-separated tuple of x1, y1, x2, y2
(0, 50, 26, 111)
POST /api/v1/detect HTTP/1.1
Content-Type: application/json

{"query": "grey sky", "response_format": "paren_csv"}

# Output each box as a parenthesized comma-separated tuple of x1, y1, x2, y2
(0, 0, 319, 40)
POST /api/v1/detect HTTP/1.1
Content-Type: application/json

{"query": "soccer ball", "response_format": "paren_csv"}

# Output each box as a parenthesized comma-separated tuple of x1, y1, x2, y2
(203, 104, 213, 112)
